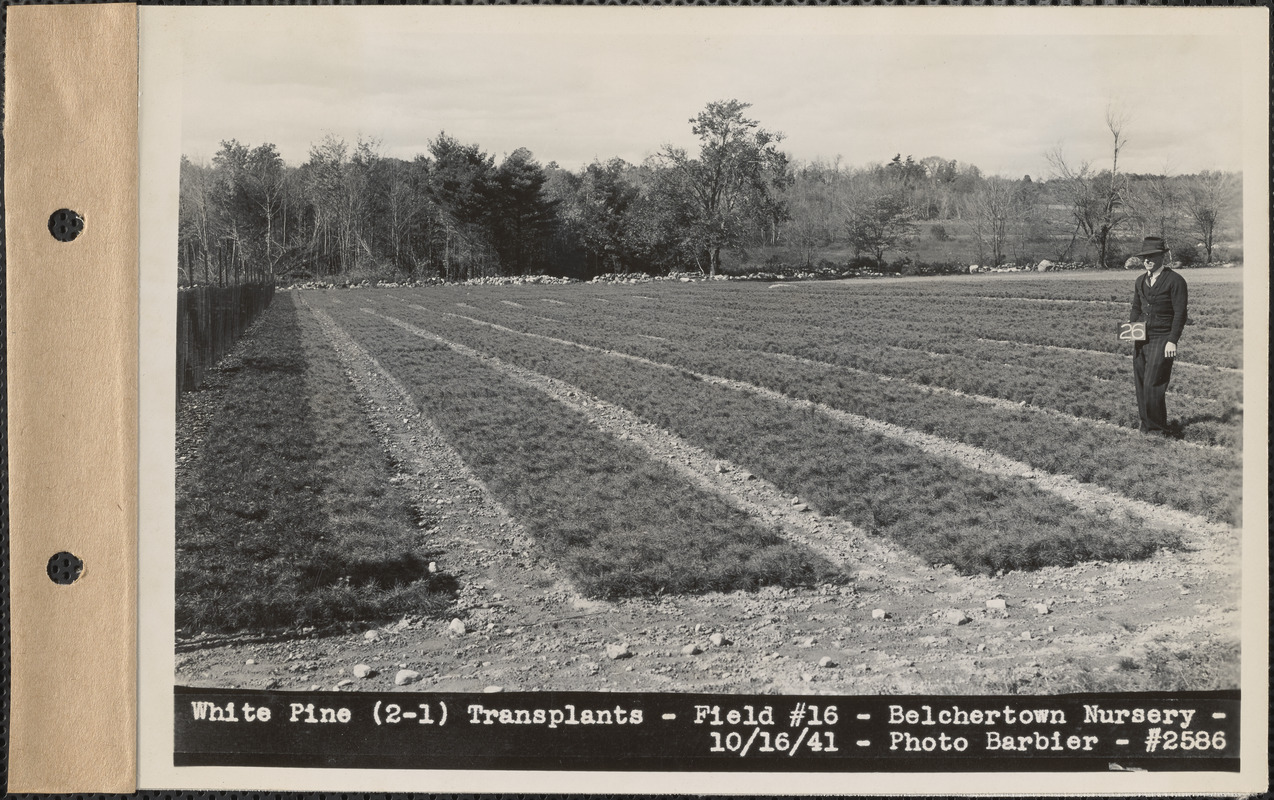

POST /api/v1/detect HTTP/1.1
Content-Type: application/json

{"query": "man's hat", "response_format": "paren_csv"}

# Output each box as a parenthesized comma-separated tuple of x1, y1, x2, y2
(1135, 236, 1169, 257)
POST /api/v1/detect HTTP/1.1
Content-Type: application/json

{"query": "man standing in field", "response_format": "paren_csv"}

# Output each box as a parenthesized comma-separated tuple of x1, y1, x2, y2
(1129, 235, 1188, 437)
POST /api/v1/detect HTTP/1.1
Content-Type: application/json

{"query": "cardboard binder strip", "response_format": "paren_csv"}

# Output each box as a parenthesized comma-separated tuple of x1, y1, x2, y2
(5, 4, 139, 792)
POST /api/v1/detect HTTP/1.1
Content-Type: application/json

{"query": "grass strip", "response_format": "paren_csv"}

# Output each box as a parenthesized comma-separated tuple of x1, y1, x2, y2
(332, 300, 1184, 575)
(327, 307, 835, 598)
(617, 276, 1244, 343)
(794, 278, 1243, 327)
(847, 291, 1242, 332)
(176, 294, 453, 634)
(1027, 641, 1240, 694)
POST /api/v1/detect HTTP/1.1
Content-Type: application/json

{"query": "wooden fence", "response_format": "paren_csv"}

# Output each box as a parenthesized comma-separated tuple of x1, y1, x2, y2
(177, 284, 275, 394)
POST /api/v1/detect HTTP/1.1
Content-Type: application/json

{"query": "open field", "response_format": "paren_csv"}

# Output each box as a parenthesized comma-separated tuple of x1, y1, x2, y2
(176, 269, 1243, 694)
(722, 217, 1246, 277)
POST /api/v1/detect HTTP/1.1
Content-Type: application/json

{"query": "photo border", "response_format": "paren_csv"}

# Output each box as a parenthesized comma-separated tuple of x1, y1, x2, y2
(137, 5, 1269, 793)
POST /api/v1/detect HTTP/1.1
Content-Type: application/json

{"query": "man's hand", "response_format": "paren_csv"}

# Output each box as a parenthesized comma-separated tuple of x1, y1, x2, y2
(1164, 341, 1177, 359)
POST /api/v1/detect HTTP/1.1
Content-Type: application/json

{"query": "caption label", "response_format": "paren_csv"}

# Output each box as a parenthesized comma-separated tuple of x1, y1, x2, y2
(176, 689, 1239, 772)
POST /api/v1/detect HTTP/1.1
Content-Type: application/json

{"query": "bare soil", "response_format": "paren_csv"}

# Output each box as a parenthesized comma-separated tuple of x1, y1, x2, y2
(175, 291, 1242, 696)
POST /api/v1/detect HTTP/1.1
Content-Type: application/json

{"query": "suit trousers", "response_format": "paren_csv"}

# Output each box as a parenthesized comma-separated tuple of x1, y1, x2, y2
(1133, 337, 1175, 433)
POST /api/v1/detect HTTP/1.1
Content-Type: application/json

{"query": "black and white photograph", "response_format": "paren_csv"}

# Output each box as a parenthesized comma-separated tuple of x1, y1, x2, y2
(136, 5, 1267, 791)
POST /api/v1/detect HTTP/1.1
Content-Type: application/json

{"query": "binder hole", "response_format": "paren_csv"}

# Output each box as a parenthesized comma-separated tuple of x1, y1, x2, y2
(48, 209, 85, 242)
(47, 551, 83, 585)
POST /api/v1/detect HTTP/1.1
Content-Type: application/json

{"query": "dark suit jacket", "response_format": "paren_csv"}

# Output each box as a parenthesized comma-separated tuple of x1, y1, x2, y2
(1130, 267, 1188, 343)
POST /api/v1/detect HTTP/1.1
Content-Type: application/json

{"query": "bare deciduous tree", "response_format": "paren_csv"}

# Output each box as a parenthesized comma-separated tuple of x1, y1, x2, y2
(1183, 171, 1238, 264)
(970, 177, 1033, 268)
(178, 156, 215, 285)
(783, 159, 844, 267)
(244, 143, 285, 275)
(1047, 109, 1130, 267)
(1126, 162, 1181, 244)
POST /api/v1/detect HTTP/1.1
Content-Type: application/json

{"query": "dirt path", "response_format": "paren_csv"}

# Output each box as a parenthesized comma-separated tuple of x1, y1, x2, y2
(175, 295, 1241, 696)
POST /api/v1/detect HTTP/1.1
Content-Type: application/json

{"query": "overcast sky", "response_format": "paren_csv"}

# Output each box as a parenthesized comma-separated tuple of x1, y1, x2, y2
(172, 7, 1247, 178)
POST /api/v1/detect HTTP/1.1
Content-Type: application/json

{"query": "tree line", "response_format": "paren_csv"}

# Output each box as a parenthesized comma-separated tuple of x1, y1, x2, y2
(178, 100, 1241, 286)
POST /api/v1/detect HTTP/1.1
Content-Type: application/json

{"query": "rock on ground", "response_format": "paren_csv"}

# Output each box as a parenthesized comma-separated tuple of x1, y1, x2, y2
(394, 669, 422, 686)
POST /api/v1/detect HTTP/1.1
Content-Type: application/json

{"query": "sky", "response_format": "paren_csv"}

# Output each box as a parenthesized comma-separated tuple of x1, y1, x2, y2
(171, 7, 1249, 178)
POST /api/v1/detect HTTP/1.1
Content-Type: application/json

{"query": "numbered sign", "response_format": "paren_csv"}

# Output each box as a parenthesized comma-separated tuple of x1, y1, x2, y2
(1118, 321, 1147, 342)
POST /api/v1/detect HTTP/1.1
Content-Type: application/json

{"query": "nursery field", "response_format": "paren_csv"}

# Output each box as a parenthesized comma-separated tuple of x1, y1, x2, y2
(176, 269, 1246, 695)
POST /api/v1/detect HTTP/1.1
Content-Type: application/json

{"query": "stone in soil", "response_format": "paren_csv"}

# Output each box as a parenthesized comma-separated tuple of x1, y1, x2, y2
(363, 630, 380, 642)
(818, 656, 837, 668)
(394, 669, 422, 686)
(945, 610, 972, 626)
(681, 644, 703, 656)
(986, 598, 1008, 611)
(872, 609, 889, 620)
(448, 618, 467, 635)
(709, 633, 730, 647)
(353, 664, 376, 679)
(605, 644, 632, 660)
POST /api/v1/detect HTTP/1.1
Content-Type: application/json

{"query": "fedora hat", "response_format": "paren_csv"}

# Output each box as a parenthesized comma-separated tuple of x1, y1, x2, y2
(1134, 236, 1169, 257)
